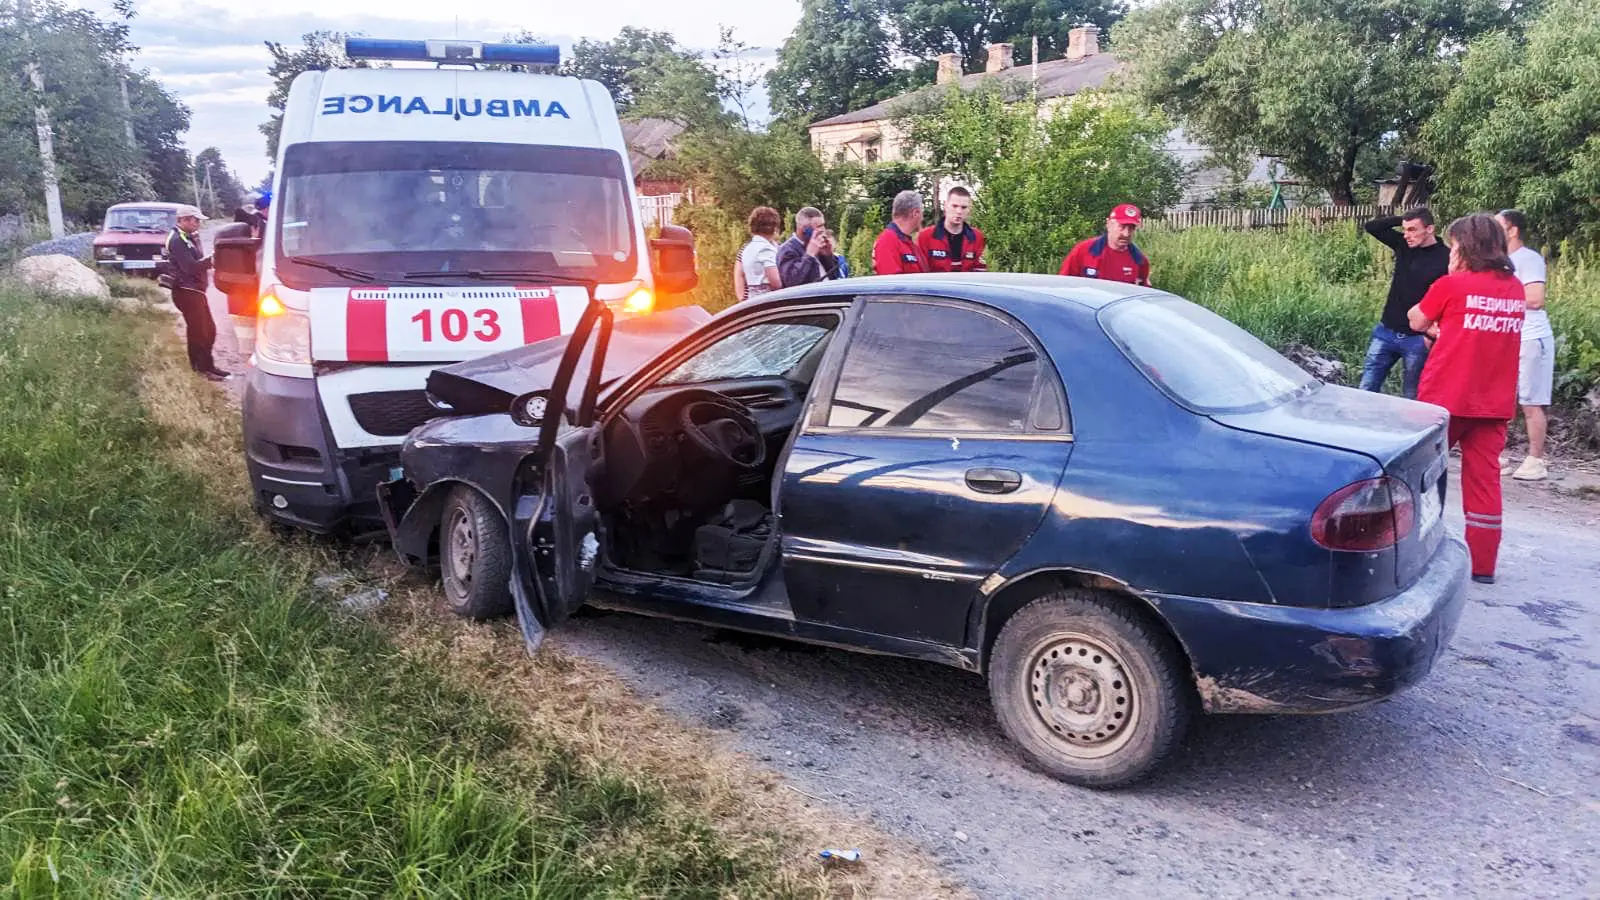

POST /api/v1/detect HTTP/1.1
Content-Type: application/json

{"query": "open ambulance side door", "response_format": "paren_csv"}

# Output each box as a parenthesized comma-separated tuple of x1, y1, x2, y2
(506, 298, 614, 651)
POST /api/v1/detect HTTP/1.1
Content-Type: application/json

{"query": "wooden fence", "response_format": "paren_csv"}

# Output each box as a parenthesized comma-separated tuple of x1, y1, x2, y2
(1149, 204, 1394, 231)
(637, 193, 683, 228)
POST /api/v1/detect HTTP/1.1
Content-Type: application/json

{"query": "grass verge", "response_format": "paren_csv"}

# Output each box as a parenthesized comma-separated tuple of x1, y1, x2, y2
(0, 288, 806, 896)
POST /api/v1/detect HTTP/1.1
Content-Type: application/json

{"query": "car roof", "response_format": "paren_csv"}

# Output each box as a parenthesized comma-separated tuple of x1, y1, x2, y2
(107, 202, 185, 211)
(751, 273, 1160, 315)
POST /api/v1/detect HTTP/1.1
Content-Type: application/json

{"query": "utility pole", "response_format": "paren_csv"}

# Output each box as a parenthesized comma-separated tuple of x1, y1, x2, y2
(120, 76, 138, 148)
(190, 156, 201, 207)
(203, 161, 216, 216)
(1031, 35, 1039, 106)
(19, 0, 66, 238)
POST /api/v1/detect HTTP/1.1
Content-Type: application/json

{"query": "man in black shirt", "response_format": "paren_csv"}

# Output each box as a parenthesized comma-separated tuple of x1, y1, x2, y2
(1360, 207, 1450, 399)
(165, 205, 228, 382)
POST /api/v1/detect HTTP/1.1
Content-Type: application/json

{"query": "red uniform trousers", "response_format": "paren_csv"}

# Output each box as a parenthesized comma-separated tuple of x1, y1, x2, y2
(1449, 417, 1508, 577)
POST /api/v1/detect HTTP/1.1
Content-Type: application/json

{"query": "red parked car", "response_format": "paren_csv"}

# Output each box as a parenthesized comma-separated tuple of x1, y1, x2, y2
(93, 202, 183, 277)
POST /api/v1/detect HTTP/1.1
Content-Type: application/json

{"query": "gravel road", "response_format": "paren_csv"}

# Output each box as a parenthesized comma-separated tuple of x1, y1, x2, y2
(550, 478, 1600, 898)
(184, 288, 1599, 897)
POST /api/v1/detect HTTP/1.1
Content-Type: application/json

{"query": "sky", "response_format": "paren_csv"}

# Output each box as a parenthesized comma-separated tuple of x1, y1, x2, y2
(77, 0, 794, 186)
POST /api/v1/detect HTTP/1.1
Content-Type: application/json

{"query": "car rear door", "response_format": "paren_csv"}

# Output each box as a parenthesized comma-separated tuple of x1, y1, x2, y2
(778, 296, 1071, 647)
(508, 298, 612, 643)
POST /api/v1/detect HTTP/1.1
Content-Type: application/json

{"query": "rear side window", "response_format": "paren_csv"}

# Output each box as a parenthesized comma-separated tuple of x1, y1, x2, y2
(1101, 295, 1316, 414)
(827, 300, 1043, 432)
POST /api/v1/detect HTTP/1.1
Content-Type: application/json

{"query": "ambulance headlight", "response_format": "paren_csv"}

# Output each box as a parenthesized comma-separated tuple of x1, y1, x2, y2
(257, 293, 311, 365)
(621, 288, 655, 315)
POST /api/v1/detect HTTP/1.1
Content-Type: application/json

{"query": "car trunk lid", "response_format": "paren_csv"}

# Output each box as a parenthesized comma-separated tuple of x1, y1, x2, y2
(1212, 384, 1449, 591)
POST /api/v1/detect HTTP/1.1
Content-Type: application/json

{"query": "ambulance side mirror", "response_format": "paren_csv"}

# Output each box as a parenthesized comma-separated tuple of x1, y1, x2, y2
(212, 222, 260, 300)
(650, 224, 698, 295)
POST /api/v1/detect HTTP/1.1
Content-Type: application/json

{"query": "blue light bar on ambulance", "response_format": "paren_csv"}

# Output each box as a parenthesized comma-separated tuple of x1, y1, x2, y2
(344, 38, 559, 67)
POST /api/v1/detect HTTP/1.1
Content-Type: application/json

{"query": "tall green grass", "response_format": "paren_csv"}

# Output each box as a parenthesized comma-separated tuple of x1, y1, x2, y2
(1140, 224, 1600, 402)
(0, 290, 790, 896)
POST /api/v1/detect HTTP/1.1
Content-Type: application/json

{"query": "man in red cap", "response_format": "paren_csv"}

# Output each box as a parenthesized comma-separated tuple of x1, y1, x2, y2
(1059, 204, 1151, 286)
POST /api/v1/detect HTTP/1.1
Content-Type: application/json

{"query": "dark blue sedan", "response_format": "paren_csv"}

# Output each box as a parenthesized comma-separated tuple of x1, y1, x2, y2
(380, 274, 1469, 787)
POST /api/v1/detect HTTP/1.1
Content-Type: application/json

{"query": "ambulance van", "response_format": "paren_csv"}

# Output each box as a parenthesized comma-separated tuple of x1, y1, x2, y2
(214, 38, 697, 532)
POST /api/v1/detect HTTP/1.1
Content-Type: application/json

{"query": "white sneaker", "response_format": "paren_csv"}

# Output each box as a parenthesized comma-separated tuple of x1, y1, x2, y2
(1511, 457, 1549, 481)
(1500, 455, 1514, 476)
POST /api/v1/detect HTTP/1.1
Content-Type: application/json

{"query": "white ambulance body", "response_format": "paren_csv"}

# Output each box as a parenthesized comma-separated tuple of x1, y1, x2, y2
(236, 39, 670, 532)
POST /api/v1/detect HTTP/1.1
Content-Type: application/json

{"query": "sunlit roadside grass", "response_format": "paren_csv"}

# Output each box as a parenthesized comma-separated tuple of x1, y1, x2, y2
(0, 289, 796, 897)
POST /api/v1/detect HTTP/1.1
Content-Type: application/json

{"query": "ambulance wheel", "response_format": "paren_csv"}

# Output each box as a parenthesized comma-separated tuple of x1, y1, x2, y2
(439, 486, 513, 620)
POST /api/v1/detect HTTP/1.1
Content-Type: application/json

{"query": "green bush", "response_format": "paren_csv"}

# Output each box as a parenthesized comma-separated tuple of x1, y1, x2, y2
(897, 86, 1184, 272)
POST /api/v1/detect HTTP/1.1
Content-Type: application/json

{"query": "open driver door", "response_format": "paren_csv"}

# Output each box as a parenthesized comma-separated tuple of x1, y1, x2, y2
(506, 297, 614, 653)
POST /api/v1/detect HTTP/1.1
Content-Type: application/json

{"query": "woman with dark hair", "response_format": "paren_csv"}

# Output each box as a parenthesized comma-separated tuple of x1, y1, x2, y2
(1408, 213, 1526, 584)
(734, 206, 784, 302)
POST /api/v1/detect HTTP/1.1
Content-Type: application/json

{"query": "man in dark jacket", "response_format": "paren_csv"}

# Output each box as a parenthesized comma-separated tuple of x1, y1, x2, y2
(1360, 207, 1449, 399)
(776, 206, 842, 287)
(166, 205, 228, 381)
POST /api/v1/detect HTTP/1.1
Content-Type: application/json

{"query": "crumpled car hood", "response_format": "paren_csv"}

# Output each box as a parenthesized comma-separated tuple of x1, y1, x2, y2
(424, 304, 712, 416)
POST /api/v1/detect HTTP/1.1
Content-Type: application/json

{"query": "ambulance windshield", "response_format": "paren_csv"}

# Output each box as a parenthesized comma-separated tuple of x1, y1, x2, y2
(275, 141, 636, 286)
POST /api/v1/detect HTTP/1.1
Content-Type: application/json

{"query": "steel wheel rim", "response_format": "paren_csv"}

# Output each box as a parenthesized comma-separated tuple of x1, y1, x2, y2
(442, 506, 476, 602)
(1027, 633, 1138, 759)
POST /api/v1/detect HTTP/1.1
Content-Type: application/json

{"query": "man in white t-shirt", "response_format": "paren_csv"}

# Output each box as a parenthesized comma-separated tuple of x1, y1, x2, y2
(1497, 209, 1553, 481)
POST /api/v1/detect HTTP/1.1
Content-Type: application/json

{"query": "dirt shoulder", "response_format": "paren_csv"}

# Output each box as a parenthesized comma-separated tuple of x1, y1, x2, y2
(157, 289, 962, 897)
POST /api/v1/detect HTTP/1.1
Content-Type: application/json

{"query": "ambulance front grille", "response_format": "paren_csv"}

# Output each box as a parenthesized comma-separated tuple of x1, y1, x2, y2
(347, 390, 440, 437)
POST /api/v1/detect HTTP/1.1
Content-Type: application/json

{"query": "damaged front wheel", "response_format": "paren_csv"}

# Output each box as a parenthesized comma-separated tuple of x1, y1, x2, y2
(439, 486, 513, 620)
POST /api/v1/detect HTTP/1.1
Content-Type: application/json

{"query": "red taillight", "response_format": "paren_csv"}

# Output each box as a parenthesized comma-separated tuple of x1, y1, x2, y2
(1311, 477, 1415, 551)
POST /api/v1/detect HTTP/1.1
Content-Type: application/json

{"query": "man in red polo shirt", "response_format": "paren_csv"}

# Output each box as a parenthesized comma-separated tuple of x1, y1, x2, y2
(917, 186, 987, 273)
(872, 190, 929, 275)
(1059, 204, 1151, 285)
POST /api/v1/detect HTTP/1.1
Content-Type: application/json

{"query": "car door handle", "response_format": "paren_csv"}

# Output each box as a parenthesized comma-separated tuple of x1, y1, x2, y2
(965, 467, 1022, 494)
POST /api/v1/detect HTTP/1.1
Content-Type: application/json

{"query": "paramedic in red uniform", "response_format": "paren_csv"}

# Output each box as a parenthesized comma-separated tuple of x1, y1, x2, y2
(1408, 213, 1526, 585)
(1059, 204, 1151, 285)
(872, 190, 929, 275)
(916, 186, 986, 273)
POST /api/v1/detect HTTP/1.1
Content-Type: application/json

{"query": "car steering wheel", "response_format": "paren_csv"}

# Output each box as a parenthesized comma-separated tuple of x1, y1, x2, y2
(677, 391, 766, 471)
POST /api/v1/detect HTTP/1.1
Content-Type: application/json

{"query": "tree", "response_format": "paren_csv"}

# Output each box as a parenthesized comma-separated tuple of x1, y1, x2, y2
(127, 71, 191, 203)
(0, 0, 190, 222)
(193, 147, 246, 218)
(1424, 0, 1600, 249)
(899, 87, 1182, 271)
(767, 0, 904, 125)
(669, 124, 831, 220)
(887, 0, 1124, 72)
(562, 27, 728, 129)
(1117, 0, 1520, 205)
(261, 32, 376, 162)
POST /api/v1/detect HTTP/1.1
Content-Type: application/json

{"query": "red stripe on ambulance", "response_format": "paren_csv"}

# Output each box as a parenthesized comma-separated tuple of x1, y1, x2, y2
(519, 286, 562, 343)
(346, 289, 389, 361)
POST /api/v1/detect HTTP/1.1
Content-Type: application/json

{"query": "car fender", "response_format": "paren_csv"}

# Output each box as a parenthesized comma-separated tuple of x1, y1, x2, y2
(390, 477, 510, 566)
(969, 566, 1192, 674)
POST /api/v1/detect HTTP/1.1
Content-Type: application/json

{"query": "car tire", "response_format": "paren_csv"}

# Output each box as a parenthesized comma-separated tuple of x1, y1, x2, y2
(438, 486, 513, 620)
(988, 589, 1192, 788)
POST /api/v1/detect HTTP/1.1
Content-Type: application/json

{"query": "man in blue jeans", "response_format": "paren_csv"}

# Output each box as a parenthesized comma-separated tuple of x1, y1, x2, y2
(1361, 208, 1450, 398)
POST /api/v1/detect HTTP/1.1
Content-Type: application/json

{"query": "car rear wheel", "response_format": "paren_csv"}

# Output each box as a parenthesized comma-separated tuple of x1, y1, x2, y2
(988, 589, 1192, 788)
(439, 486, 513, 620)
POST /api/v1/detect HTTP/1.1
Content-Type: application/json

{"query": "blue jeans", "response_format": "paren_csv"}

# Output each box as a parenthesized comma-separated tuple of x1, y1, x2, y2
(1359, 324, 1429, 399)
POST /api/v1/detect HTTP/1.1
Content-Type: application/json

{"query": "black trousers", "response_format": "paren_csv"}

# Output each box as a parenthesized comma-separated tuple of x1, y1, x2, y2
(171, 287, 216, 373)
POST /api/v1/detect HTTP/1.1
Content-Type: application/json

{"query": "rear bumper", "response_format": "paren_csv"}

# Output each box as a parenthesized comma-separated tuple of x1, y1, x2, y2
(1158, 536, 1469, 714)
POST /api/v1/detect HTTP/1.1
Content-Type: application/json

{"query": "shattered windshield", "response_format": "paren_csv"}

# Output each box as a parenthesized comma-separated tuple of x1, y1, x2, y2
(658, 320, 834, 385)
